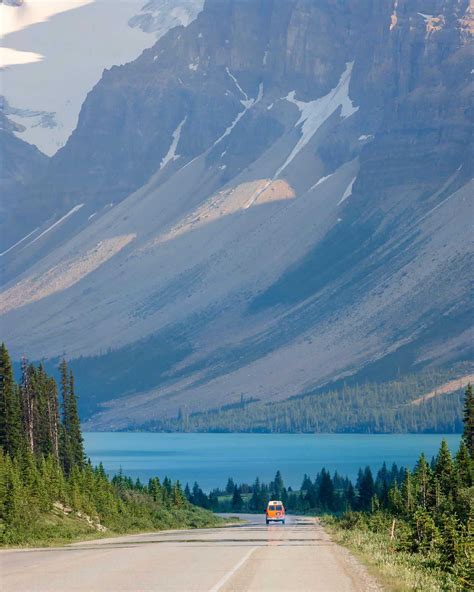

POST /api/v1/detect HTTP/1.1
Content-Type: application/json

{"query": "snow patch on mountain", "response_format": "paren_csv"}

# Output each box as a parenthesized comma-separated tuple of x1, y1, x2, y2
(159, 117, 187, 170)
(0, 227, 39, 258)
(129, 0, 203, 35)
(212, 82, 263, 148)
(24, 204, 84, 249)
(338, 176, 357, 204)
(226, 67, 249, 103)
(274, 62, 358, 178)
(310, 174, 334, 191)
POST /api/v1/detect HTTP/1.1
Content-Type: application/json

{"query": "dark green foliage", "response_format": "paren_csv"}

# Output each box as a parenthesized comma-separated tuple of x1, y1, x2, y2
(142, 365, 473, 434)
(231, 486, 243, 511)
(186, 467, 401, 516)
(329, 387, 474, 589)
(0, 344, 24, 457)
(357, 467, 375, 511)
(0, 344, 220, 545)
(66, 369, 84, 468)
(463, 384, 474, 458)
(56, 361, 85, 473)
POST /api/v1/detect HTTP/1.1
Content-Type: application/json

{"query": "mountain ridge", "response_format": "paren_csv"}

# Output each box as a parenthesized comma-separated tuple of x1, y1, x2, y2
(1, 0, 472, 430)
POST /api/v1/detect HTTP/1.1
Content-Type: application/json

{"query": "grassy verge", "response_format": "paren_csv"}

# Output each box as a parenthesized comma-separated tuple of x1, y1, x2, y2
(322, 516, 463, 592)
(1, 505, 226, 548)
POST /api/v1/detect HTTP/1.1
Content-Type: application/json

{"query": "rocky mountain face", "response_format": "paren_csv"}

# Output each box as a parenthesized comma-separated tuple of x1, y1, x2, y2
(0, 0, 204, 249)
(1, 0, 472, 428)
(0, 108, 49, 225)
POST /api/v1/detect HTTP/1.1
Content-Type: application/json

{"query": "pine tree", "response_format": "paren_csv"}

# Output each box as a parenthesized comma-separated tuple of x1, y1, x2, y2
(59, 361, 84, 471)
(148, 477, 162, 502)
(59, 359, 73, 473)
(413, 453, 432, 510)
(462, 384, 474, 459)
(410, 508, 440, 555)
(172, 481, 185, 507)
(225, 477, 235, 494)
(20, 359, 35, 454)
(318, 469, 335, 510)
(358, 467, 375, 511)
(184, 483, 191, 500)
(439, 514, 460, 570)
(454, 440, 473, 488)
(231, 485, 243, 511)
(0, 344, 24, 456)
(434, 439, 454, 498)
(67, 370, 84, 467)
(3, 456, 28, 539)
(273, 470, 284, 499)
(401, 470, 414, 515)
(346, 482, 356, 510)
(249, 477, 262, 511)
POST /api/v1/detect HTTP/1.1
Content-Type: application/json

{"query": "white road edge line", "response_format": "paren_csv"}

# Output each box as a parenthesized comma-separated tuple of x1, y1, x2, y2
(208, 546, 258, 592)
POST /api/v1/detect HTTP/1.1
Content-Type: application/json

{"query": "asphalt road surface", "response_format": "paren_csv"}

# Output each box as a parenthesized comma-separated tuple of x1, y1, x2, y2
(1, 514, 380, 591)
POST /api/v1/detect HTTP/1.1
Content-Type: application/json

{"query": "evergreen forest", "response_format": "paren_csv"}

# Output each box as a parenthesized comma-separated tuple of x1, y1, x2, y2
(142, 364, 472, 434)
(0, 343, 221, 545)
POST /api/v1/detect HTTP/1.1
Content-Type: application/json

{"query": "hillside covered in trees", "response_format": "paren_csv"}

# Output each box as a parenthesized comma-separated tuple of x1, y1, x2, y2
(0, 344, 221, 545)
(140, 365, 472, 434)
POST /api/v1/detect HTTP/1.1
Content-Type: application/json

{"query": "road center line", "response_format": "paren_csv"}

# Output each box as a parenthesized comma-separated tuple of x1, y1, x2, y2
(208, 546, 258, 592)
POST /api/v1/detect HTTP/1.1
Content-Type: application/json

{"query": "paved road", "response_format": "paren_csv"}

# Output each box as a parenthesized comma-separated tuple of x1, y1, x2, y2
(1, 514, 380, 591)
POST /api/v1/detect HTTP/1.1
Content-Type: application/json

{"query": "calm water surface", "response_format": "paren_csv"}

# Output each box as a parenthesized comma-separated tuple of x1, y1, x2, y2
(84, 432, 461, 491)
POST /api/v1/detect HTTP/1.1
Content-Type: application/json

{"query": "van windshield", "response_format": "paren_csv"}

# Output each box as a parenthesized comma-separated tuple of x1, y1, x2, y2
(273, 505, 282, 511)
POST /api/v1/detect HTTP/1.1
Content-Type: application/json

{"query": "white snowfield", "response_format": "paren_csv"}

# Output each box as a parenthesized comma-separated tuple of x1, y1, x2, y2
(338, 176, 357, 205)
(275, 62, 358, 178)
(1, 0, 203, 155)
(159, 117, 187, 170)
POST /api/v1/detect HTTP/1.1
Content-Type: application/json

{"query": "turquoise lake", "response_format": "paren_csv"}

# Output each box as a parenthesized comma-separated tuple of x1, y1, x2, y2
(84, 432, 461, 491)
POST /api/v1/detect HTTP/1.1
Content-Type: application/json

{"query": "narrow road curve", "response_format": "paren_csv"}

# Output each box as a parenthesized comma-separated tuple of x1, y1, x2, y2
(1, 514, 380, 591)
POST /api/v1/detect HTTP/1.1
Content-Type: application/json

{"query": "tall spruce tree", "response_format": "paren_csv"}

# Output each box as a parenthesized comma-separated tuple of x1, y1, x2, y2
(0, 344, 24, 456)
(462, 384, 474, 459)
(59, 359, 73, 473)
(67, 370, 84, 467)
(20, 359, 35, 453)
(434, 439, 454, 498)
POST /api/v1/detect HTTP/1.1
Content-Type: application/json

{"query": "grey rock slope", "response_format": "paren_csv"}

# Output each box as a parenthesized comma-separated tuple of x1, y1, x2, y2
(0, 109, 49, 245)
(0, 0, 472, 428)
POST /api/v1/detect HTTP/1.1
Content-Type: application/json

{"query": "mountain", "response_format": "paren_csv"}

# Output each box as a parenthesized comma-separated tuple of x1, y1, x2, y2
(1, 0, 472, 430)
(0, 106, 50, 250)
(0, 0, 204, 156)
(0, 0, 203, 249)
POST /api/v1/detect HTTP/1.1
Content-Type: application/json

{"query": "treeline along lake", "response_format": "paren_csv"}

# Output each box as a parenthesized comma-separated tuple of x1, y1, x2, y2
(84, 432, 461, 491)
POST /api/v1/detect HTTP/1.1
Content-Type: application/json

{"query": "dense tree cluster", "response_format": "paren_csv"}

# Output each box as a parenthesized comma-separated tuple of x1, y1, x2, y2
(185, 464, 405, 514)
(143, 365, 472, 433)
(0, 344, 83, 470)
(0, 344, 218, 544)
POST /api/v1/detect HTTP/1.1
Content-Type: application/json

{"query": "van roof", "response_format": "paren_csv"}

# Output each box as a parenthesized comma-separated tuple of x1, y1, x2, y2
(268, 500, 283, 505)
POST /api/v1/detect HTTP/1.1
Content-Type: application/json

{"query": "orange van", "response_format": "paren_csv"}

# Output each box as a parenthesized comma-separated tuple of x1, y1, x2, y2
(266, 500, 286, 524)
